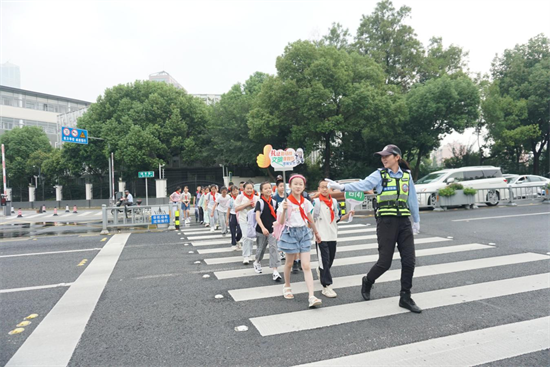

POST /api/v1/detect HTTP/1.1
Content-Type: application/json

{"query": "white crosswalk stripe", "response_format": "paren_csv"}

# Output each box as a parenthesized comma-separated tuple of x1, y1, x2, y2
(250, 273, 549, 336)
(295, 316, 550, 366)
(181, 222, 550, 364)
(214, 244, 493, 280)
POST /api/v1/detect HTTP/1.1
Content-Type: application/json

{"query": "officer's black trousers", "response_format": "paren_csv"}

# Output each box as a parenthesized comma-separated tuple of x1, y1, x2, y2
(366, 216, 416, 293)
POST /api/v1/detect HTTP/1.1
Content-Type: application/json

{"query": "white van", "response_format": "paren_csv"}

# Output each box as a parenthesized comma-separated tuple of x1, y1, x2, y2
(415, 166, 508, 207)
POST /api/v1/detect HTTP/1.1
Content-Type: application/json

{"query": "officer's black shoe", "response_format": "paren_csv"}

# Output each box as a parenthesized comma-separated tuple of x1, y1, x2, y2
(361, 276, 374, 301)
(399, 291, 422, 313)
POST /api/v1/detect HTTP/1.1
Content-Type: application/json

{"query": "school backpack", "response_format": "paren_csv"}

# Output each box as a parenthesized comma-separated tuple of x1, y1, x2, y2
(246, 198, 275, 239)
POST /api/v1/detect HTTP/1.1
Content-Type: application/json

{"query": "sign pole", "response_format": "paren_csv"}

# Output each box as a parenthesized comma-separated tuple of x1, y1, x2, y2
(145, 177, 148, 206)
(1, 144, 6, 196)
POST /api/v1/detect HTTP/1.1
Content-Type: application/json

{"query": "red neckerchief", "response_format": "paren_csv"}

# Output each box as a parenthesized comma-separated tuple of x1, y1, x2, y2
(243, 192, 254, 202)
(319, 194, 335, 223)
(211, 193, 216, 202)
(287, 194, 309, 223)
(231, 194, 237, 200)
(262, 195, 276, 218)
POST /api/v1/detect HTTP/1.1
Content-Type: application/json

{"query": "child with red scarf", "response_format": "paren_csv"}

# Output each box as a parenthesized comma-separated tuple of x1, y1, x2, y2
(312, 180, 353, 298)
(277, 174, 323, 308)
(235, 182, 258, 264)
(254, 182, 282, 281)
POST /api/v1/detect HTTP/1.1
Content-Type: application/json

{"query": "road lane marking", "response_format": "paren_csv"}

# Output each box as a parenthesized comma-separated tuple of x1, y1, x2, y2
(452, 212, 550, 222)
(230, 252, 550, 301)
(0, 248, 102, 259)
(101, 237, 107, 241)
(0, 283, 73, 294)
(296, 316, 550, 366)
(251, 273, 550, 336)
(204, 237, 451, 265)
(214, 243, 493, 280)
(191, 234, 379, 247)
(77, 259, 88, 266)
(187, 227, 375, 241)
(6, 233, 130, 367)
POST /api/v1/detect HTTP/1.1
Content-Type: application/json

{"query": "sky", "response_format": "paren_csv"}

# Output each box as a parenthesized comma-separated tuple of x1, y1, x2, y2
(2, 0, 550, 146)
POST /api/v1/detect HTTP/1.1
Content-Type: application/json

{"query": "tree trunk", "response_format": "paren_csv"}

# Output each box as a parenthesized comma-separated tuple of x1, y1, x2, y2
(413, 149, 423, 181)
(323, 133, 331, 178)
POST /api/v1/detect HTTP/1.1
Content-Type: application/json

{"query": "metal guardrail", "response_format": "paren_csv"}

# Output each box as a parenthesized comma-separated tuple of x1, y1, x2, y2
(354, 184, 549, 213)
(100, 203, 177, 234)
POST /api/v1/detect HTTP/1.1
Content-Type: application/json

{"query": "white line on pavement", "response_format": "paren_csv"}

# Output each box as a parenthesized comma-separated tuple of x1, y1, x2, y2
(24, 213, 47, 219)
(0, 248, 102, 259)
(250, 273, 550, 336)
(191, 234, 379, 247)
(188, 227, 376, 241)
(0, 282, 73, 294)
(295, 316, 550, 366)
(214, 243, 492, 280)
(204, 237, 451, 265)
(6, 233, 131, 367)
(452, 212, 550, 222)
(229, 252, 550, 301)
(77, 211, 94, 217)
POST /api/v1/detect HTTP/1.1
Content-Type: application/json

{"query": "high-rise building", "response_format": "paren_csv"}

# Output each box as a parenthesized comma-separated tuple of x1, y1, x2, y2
(0, 85, 91, 146)
(192, 94, 221, 105)
(1, 62, 21, 88)
(149, 71, 186, 92)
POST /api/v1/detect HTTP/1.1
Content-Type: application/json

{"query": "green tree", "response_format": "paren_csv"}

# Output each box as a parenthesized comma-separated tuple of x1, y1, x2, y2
(319, 22, 352, 51)
(405, 75, 480, 179)
(208, 72, 269, 168)
(484, 34, 550, 174)
(0, 126, 52, 199)
(69, 80, 210, 182)
(354, 0, 424, 90)
(248, 40, 389, 178)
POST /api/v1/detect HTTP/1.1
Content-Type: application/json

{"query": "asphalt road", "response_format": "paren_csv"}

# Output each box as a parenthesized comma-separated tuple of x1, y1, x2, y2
(1, 203, 549, 366)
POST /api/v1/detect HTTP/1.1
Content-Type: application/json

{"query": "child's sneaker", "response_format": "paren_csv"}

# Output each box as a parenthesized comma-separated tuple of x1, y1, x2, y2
(272, 271, 282, 282)
(243, 256, 250, 265)
(279, 252, 286, 261)
(253, 261, 262, 273)
(210, 227, 215, 232)
(322, 286, 337, 298)
(237, 242, 242, 250)
(231, 245, 238, 251)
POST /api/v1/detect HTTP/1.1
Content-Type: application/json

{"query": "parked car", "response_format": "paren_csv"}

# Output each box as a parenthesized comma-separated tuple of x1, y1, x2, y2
(415, 166, 508, 207)
(507, 175, 550, 198)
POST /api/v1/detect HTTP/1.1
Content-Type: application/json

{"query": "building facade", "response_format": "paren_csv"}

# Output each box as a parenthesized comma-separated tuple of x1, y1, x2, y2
(192, 93, 221, 105)
(149, 71, 186, 92)
(0, 85, 91, 146)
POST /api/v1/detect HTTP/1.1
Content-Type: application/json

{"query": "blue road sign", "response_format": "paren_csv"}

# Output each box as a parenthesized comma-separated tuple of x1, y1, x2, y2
(61, 126, 88, 144)
(152, 214, 170, 224)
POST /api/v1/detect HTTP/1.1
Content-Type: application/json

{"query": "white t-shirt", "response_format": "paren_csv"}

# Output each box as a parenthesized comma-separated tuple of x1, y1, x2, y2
(235, 193, 258, 224)
(313, 197, 339, 241)
(216, 195, 231, 213)
(182, 192, 191, 203)
(276, 197, 313, 227)
(206, 192, 219, 209)
(228, 197, 237, 215)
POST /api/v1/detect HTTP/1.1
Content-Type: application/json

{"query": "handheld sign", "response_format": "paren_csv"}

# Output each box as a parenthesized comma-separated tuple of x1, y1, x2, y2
(344, 191, 365, 222)
(257, 144, 304, 195)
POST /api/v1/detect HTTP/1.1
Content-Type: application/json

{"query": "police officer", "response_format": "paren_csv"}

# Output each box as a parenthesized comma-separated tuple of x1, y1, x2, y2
(326, 144, 422, 313)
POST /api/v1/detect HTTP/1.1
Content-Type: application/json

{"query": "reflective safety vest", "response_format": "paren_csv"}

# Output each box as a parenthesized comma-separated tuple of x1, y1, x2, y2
(376, 169, 411, 217)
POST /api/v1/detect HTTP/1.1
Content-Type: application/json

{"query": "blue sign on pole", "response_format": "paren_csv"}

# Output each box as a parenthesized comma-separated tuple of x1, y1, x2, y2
(61, 126, 88, 144)
(152, 214, 170, 224)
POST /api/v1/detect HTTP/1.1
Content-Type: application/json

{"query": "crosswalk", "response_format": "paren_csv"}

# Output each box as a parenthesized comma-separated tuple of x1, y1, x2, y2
(1, 211, 102, 221)
(179, 221, 550, 365)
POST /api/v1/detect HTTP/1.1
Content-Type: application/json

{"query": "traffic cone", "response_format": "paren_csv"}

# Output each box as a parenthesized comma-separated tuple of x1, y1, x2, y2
(73, 205, 78, 214)
(17, 208, 22, 217)
(65, 205, 70, 213)
(11, 206, 14, 214)
(42, 205, 46, 213)
(53, 207, 58, 216)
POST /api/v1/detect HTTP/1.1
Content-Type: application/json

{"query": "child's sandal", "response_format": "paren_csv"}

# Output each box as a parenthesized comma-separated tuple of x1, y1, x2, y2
(283, 286, 294, 299)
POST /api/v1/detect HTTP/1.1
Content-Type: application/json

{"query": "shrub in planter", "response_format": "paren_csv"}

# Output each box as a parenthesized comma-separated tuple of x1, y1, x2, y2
(438, 187, 456, 197)
(448, 183, 464, 190)
(463, 188, 477, 195)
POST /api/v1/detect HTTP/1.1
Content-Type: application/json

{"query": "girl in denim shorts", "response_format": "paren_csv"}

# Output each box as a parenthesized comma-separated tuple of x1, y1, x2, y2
(277, 174, 323, 308)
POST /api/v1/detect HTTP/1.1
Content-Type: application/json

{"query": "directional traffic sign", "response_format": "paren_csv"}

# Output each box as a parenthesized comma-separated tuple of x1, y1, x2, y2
(138, 171, 154, 178)
(61, 126, 88, 145)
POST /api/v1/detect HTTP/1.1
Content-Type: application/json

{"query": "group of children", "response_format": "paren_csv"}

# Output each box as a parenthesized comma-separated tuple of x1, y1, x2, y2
(172, 175, 352, 309)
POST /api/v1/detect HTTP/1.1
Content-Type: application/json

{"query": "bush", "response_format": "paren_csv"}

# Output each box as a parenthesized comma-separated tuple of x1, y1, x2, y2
(438, 187, 456, 197)
(448, 182, 464, 190)
(463, 188, 477, 195)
